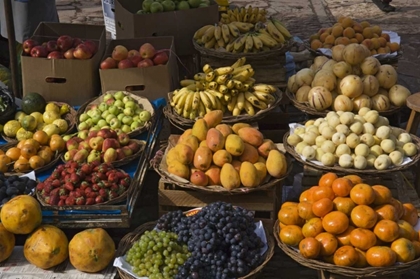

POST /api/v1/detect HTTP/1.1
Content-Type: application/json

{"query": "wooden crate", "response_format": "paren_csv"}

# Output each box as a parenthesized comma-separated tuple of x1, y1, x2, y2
(158, 179, 283, 222)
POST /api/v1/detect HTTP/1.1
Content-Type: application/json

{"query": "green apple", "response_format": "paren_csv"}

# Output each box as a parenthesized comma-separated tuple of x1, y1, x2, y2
(114, 128, 123, 135)
(85, 118, 94, 128)
(103, 93, 114, 102)
(78, 122, 89, 131)
(101, 110, 110, 119)
(117, 113, 125, 121)
(91, 114, 102, 124)
(106, 114, 116, 123)
(102, 125, 110, 130)
(121, 124, 131, 133)
(89, 126, 100, 132)
(133, 115, 139, 122)
(123, 107, 134, 116)
(99, 103, 109, 112)
(131, 121, 142, 131)
(114, 91, 125, 100)
(78, 130, 89, 139)
(139, 111, 152, 122)
(114, 100, 124, 108)
(87, 108, 101, 118)
(122, 116, 133, 125)
(135, 108, 143, 114)
(108, 105, 119, 116)
(110, 118, 122, 129)
(125, 100, 136, 109)
(79, 113, 90, 122)
(97, 119, 107, 128)
(123, 96, 133, 103)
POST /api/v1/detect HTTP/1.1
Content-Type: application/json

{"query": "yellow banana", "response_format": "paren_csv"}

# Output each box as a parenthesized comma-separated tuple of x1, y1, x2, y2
(225, 41, 234, 52)
(230, 89, 239, 96)
(183, 92, 195, 117)
(253, 91, 276, 103)
(252, 7, 259, 16)
(240, 7, 246, 21)
(227, 95, 237, 112)
(218, 85, 229, 94)
(204, 37, 217, 49)
(267, 21, 285, 43)
(233, 35, 247, 52)
(242, 83, 251, 91)
(221, 24, 231, 44)
(175, 91, 189, 111)
(208, 89, 224, 99)
(171, 90, 187, 106)
(198, 101, 206, 117)
(214, 66, 233, 76)
(194, 73, 206, 81)
(244, 78, 256, 85)
(196, 81, 205, 90)
(217, 38, 225, 48)
(249, 13, 256, 24)
(230, 21, 254, 33)
(201, 25, 215, 43)
(232, 64, 252, 75)
(180, 79, 195, 87)
(215, 74, 230, 85)
(271, 18, 292, 39)
(189, 109, 198, 120)
(224, 93, 232, 103)
(226, 79, 235, 89)
(208, 81, 218, 90)
(212, 94, 223, 111)
(227, 23, 241, 38)
(233, 80, 244, 90)
(231, 57, 246, 68)
(199, 91, 213, 109)
(194, 25, 213, 40)
(245, 91, 268, 109)
(214, 25, 222, 41)
(203, 90, 217, 108)
(233, 8, 240, 21)
(252, 35, 264, 51)
(245, 34, 254, 51)
(186, 83, 197, 90)
(233, 69, 252, 82)
(221, 13, 230, 21)
(243, 13, 250, 23)
(255, 13, 263, 23)
(254, 83, 275, 93)
(192, 91, 201, 110)
(257, 32, 278, 48)
(247, 6, 253, 16)
(237, 92, 245, 110)
(203, 64, 213, 74)
(244, 100, 255, 116)
(248, 67, 255, 77)
(175, 106, 183, 115)
(232, 103, 241, 116)
(205, 71, 216, 82)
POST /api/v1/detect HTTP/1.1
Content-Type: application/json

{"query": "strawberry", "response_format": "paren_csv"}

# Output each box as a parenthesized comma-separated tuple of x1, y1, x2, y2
(65, 196, 75, 206)
(58, 199, 65, 206)
(76, 196, 85, 205)
(85, 197, 95, 205)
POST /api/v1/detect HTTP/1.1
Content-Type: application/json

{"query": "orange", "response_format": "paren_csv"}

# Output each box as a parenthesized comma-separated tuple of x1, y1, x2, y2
(315, 232, 338, 256)
(398, 219, 417, 241)
(391, 238, 416, 263)
(366, 246, 396, 267)
(279, 225, 304, 246)
(32, 130, 49, 146)
(322, 211, 349, 235)
(312, 198, 334, 217)
(5, 147, 21, 161)
(299, 188, 314, 202)
(389, 198, 405, 219)
(281, 202, 298, 209)
(298, 201, 317, 220)
(299, 237, 321, 259)
(371, 185, 392, 205)
(333, 197, 356, 216)
(332, 177, 353, 197)
(278, 205, 304, 226)
(375, 204, 398, 222)
(350, 183, 376, 205)
(350, 228, 377, 251)
(336, 225, 355, 247)
(20, 144, 37, 160)
(373, 220, 400, 243)
(343, 174, 363, 185)
(311, 186, 335, 201)
(354, 248, 368, 267)
(302, 217, 324, 238)
(402, 203, 419, 226)
(333, 245, 358, 267)
(351, 205, 378, 229)
(319, 172, 338, 188)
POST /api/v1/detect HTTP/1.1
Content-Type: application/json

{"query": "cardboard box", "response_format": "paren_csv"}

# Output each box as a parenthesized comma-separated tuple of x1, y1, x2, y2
(21, 23, 105, 106)
(114, 0, 219, 56)
(99, 37, 179, 101)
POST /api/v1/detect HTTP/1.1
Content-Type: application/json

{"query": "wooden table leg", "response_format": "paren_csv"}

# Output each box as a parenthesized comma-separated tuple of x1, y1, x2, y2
(406, 110, 420, 134)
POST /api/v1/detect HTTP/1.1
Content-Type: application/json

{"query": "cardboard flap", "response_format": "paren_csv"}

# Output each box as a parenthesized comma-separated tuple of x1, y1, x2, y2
(33, 22, 105, 41)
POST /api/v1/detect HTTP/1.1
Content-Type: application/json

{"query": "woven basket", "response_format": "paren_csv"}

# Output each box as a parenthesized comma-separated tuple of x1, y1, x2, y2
(76, 91, 155, 138)
(283, 129, 420, 175)
(59, 139, 146, 168)
(274, 220, 420, 278)
(285, 89, 402, 117)
(116, 220, 275, 279)
(35, 168, 131, 207)
(164, 89, 283, 131)
(0, 142, 62, 175)
(1, 101, 77, 143)
(152, 142, 292, 195)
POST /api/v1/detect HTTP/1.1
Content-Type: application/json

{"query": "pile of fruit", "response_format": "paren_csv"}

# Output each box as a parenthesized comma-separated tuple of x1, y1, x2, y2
(220, 6, 267, 24)
(194, 16, 291, 53)
(1, 195, 115, 272)
(309, 16, 400, 54)
(36, 161, 131, 206)
(125, 202, 265, 278)
(100, 43, 169, 70)
(63, 128, 142, 165)
(22, 35, 98, 59)
(3, 92, 71, 141)
(286, 109, 418, 170)
(136, 0, 210, 14)
(0, 133, 64, 173)
(171, 57, 278, 119)
(287, 43, 410, 113)
(0, 174, 37, 205)
(279, 173, 420, 267)
(78, 91, 152, 134)
(166, 110, 288, 189)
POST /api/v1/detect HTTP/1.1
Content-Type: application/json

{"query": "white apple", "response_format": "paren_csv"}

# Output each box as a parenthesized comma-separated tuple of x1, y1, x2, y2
(360, 133, 375, 147)
(374, 154, 391, 170)
(380, 139, 395, 154)
(316, 135, 327, 147)
(350, 122, 363, 135)
(302, 146, 316, 160)
(339, 154, 353, 168)
(321, 126, 336, 140)
(336, 124, 350, 136)
(389, 150, 404, 166)
(346, 133, 360, 149)
(321, 152, 336, 166)
(403, 142, 417, 157)
(296, 142, 309, 155)
(354, 155, 367, 169)
(370, 145, 383, 157)
(336, 144, 351, 157)
(398, 133, 412, 144)
(366, 153, 376, 168)
(355, 143, 370, 157)
(287, 134, 303, 146)
(339, 112, 354, 125)
(358, 107, 371, 116)
(376, 126, 391, 140)
(332, 132, 346, 145)
(321, 140, 336, 153)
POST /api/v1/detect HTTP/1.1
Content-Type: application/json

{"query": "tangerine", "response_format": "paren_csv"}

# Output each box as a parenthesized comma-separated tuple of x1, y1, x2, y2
(336, 225, 355, 247)
(402, 203, 418, 226)
(333, 197, 356, 216)
(312, 198, 334, 217)
(322, 211, 349, 235)
(298, 201, 317, 220)
(331, 177, 353, 197)
(333, 245, 358, 267)
(366, 246, 396, 267)
(299, 237, 321, 259)
(391, 238, 416, 263)
(350, 183, 376, 205)
(351, 205, 378, 229)
(5, 147, 21, 161)
(311, 186, 335, 201)
(373, 220, 400, 243)
(350, 228, 377, 251)
(319, 172, 338, 188)
(302, 217, 324, 238)
(280, 225, 304, 246)
(315, 232, 338, 256)
(375, 204, 398, 222)
(371, 185, 392, 205)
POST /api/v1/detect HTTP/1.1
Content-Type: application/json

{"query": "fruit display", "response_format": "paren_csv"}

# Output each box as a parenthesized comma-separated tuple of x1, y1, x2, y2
(77, 91, 152, 134)
(136, 0, 210, 14)
(0, 174, 37, 205)
(278, 173, 420, 267)
(308, 16, 400, 54)
(286, 109, 418, 170)
(170, 57, 278, 119)
(3, 93, 73, 141)
(194, 17, 292, 53)
(287, 43, 410, 113)
(121, 202, 266, 278)
(100, 43, 169, 70)
(36, 161, 131, 206)
(164, 110, 288, 189)
(22, 35, 98, 59)
(220, 6, 267, 24)
(63, 128, 143, 165)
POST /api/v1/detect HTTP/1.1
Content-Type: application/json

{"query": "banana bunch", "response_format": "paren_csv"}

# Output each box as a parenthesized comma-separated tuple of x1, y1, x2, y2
(194, 22, 249, 49)
(220, 6, 267, 24)
(170, 57, 278, 119)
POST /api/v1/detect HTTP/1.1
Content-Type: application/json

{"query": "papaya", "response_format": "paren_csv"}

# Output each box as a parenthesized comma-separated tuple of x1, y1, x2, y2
(0, 223, 15, 263)
(254, 162, 268, 184)
(225, 134, 245, 156)
(266, 149, 288, 178)
(206, 128, 225, 152)
(220, 163, 241, 190)
(239, 162, 260, 188)
(191, 119, 208, 142)
(165, 148, 179, 166)
(174, 143, 194, 165)
(180, 135, 199, 152)
(237, 127, 264, 147)
(215, 124, 233, 138)
(239, 143, 259, 163)
(203, 110, 223, 128)
(178, 128, 192, 143)
(232, 123, 250, 134)
(193, 146, 213, 171)
(167, 161, 190, 179)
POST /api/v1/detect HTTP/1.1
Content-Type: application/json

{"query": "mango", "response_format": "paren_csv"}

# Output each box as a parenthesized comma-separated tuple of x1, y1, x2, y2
(180, 135, 199, 152)
(203, 110, 223, 128)
(206, 128, 225, 152)
(213, 149, 232, 167)
(237, 127, 264, 147)
(232, 123, 250, 134)
(258, 156, 266, 164)
(225, 134, 245, 156)
(239, 162, 260, 188)
(231, 160, 242, 172)
(266, 149, 288, 178)
(174, 144, 194, 165)
(239, 143, 259, 163)
(205, 165, 221, 185)
(216, 124, 233, 138)
(179, 129, 192, 143)
(191, 118, 208, 142)
(254, 162, 268, 184)
(199, 140, 208, 148)
(258, 139, 277, 158)
(220, 163, 241, 190)
(193, 146, 212, 171)
(167, 161, 190, 179)
(166, 148, 179, 166)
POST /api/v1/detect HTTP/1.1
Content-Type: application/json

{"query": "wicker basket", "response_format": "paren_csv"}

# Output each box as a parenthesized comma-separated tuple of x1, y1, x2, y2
(164, 89, 283, 131)
(1, 101, 77, 143)
(152, 142, 292, 195)
(274, 220, 420, 278)
(283, 129, 420, 175)
(116, 220, 275, 279)
(285, 89, 401, 117)
(76, 91, 155, 138)
(59, 139, 146, 168)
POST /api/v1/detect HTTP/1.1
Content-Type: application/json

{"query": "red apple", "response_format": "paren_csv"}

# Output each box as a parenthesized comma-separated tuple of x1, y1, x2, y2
(22, 39, 39, 54)
(46, 40, 59, 52)
(100, 57, 118, 69)
(57, 35, 74, 51)
(84, 40, 98, 55)
(112, 45, 128, 61)
(137, 59, 154, 68)
(47, 51, 64, 59)
(129, 55, 142, 66)
(118, 59, 135, 69)
(139, 43, 156, 59)
(30, 46, 48, 58)
(153, 51, 169, 65)
(73, 38, 83, 48)
(64, 48, 75, 59)
(73, 44, 93, 60)
(127, 50, 140, 58)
